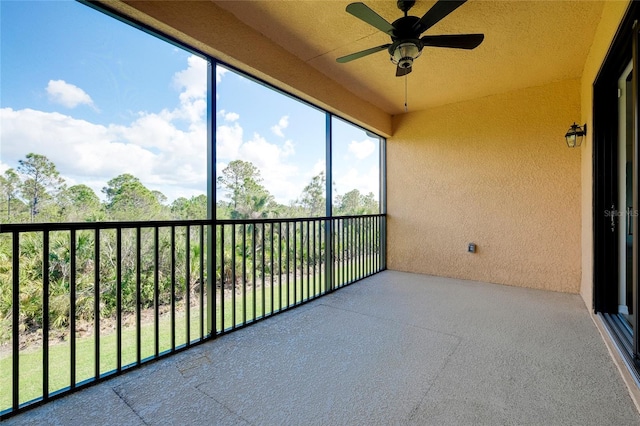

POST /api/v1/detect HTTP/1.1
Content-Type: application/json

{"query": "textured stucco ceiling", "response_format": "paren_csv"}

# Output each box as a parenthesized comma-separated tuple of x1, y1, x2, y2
(213, 0, 605, 115)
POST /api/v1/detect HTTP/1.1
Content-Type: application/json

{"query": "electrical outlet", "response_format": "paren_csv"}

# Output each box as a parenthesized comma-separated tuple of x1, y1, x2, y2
(468, 243, 476, 253)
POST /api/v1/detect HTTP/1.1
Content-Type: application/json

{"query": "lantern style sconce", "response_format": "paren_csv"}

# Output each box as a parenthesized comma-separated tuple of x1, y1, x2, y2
(565, 122, 587, 148)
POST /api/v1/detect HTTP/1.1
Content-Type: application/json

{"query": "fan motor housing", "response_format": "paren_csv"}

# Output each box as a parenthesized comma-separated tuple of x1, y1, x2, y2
(397, 0, 416, 13)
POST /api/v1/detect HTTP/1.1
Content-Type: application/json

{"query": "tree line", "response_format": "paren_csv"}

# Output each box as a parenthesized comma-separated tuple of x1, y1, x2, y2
(0, 154, 378, 224)
(216, 159, 378, 220)
(0, 153, 206, 224)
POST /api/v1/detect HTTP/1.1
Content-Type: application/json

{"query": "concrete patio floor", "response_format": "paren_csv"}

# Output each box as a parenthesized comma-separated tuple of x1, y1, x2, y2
(6, 271, 640, 425)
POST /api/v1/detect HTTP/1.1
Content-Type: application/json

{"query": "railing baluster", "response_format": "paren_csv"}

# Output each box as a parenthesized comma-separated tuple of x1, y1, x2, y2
(364, 218, 367, 277)
(136, 227, 141, 364)
(116, 227, 122, 372)
(343, 219, 347, 285)
(252, 223, 257, 320)
(358, 218, 366, 279)
(70, 229, 76, 388)
(199, 224, 204, 340)
(369, 217, 373, 275)
(186, 226, 191, 345)
(220, 224, 224, 332)
(286, 222, 290, 307)
(299, 221, 303, 301)
(312, 220, 316, 297)
(278, 222, 282, 311)
(373, 216, 377, 272)
(365, 217, 368, 277)
(358, 217, 362, 280)
(358, 218, 361, 280)
(300, 221, 304, 301)
(333, 221, 344, 287)
(231, 224, 236, 329)
(306, 221, 310, 300)
(366, 217, 369, 276)
(362, 218, 365, 278)
(43, 230, 49, 399)
(346, 218, 349, 285)
(369, 216, 372, 275)
(293, 222, 297, 305)
(354, 218, 358, 281)
(377, 216, 379, 271)
(364, 217, 368, 277)
(340, 218, 343, 286)
(171, 226, 176, 351)
(332, 219, 336, 288)
(262, 223, 265, 318)
(12, 231, 20, 410)
(154, 227, 159, 358)
(374, 216, 378, 272)
(270, 223, 274, 315)
(94, 229, 100, 380)
(242, 224, 247, 325)
(377, 215, 380, 272)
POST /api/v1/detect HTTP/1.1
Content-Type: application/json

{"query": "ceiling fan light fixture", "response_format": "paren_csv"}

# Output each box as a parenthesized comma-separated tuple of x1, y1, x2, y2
(391, 42, 422, 69)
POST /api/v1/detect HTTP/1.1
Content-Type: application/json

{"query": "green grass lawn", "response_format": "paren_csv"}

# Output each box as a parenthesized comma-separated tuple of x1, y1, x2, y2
(1, 258, 380, 412)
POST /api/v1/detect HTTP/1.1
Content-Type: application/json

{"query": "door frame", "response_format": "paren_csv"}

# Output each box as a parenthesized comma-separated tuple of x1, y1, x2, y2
(594, 1, 640, 365)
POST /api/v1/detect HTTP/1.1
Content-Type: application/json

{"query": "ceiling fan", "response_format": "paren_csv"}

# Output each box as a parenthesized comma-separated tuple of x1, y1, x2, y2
(337, 0, 484, 77)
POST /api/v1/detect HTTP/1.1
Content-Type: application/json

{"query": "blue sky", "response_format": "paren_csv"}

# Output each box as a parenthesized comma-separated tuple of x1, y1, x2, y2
(1, 0, 380, 205)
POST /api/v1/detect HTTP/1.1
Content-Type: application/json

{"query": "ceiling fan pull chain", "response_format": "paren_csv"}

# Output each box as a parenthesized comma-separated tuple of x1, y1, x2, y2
(405, 74, 408, 112)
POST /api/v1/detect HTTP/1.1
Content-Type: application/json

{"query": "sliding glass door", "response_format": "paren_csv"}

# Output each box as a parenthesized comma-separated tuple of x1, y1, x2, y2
(593, 3, 640, 371)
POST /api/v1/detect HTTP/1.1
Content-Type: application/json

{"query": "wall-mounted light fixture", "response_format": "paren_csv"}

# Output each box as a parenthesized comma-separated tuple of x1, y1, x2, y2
(565, 122, 587, 148)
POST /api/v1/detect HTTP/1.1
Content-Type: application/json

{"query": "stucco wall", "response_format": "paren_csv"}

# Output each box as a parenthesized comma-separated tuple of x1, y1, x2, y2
(579, 0, 630, 310)
(388, 79, 582, 293)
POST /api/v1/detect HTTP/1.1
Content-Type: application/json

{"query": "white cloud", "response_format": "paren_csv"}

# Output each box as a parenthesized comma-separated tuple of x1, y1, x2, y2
(271, 115, 289, 137)
(1, 56, 210, 203)
(238, 133, 301, 203)
(215, 117, 303, 203)
(311, 159, 325, 177)
(282, 140, 295, 157)
(348, 139, 375, 160)
(46, 80, 97, 110)
(217, 110, 239, 122)
(224, 111, 239, 122)
(216, 122, 243, 159)
(174, 56, 207, 97)
(335, 165, 379, 198)
(172, 55, 208, 123)
(0, 161, 10, 175)
(216, 66, 228, 83)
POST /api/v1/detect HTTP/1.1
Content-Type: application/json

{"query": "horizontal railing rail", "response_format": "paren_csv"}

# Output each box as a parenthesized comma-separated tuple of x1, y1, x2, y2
(0, 214, 385, 419)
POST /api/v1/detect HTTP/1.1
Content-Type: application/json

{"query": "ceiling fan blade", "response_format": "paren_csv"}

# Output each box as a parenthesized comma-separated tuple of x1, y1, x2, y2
(346, 2, 395, 35)
(421, 34, 484, 49)
(396, 66, 412, 77)
(412, 0, 467, 34)
(336, 44, 391, 63)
